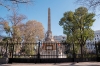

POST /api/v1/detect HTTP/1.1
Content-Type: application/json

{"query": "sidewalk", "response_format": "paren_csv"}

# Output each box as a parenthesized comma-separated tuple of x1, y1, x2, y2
(1, 62, 100, 66)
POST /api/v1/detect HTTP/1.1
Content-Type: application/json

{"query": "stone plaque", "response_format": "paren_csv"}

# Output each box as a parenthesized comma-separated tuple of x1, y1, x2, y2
(46, 45, 53, 50)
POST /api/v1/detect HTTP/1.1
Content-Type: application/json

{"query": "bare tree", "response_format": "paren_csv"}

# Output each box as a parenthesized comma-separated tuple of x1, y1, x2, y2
(20, 20, 44, 43)
(0, 18, 10, 35)
(76, 0, 100, 12)
(5, 8, 26, 42)
(0, 0, 34, 10)
(0, 0, 34, 32)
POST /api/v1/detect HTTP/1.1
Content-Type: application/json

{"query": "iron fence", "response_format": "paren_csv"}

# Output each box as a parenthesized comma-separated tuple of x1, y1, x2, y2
(0, 42, 100, 63)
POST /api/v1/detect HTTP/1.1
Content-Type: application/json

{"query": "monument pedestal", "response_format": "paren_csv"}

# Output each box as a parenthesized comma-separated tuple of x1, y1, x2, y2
(41, 41, 59, 58)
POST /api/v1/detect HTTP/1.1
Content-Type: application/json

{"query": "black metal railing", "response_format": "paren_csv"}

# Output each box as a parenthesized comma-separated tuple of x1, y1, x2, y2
(0, 42, 100, 63)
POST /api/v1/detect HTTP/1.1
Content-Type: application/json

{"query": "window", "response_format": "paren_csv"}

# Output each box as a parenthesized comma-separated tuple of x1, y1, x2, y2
(95, 38, 96, 40)
(97, 35, 98, 37)
(62, 37, 65, 39)
(86, 45, 88, 47)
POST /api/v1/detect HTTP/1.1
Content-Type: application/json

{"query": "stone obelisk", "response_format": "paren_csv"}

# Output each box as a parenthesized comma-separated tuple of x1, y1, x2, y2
(48, 8, 51, 33)
(45, 8, 54, 42)
(41, 8, 57, 58)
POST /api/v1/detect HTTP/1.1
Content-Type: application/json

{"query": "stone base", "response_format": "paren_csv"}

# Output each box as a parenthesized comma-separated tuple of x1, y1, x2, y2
(0, 58, 8, 64)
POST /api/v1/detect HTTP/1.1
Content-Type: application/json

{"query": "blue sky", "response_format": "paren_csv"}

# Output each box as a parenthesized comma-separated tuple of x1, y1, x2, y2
(0, 0, 100, 36)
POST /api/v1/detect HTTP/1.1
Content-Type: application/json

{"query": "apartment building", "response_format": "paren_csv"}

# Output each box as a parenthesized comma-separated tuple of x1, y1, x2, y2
(86, 30, 100, 53)
(53, 35, 66, 42)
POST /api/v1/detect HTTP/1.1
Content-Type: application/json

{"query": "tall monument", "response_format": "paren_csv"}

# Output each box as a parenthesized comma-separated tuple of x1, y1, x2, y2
(45, 8, 54, 42)
(41, 8, 65, 58)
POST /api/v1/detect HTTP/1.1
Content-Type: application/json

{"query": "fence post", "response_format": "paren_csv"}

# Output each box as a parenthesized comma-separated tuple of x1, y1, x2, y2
(3, 41, 9, 64)
(95, 43, 98, 60)
(56, 43, 58, 58)
(4, 40, 8, 58)
(73, 43, 75, 62)
(55, 43, 58, 63)
(6, 41, 8, 55)
(37, 41, 40, 59)
(11, 44, 14, 58)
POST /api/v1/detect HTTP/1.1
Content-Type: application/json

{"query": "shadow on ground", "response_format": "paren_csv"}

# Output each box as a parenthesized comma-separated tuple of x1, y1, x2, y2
(0, 64, 11, 66)
(56, 62, 100, 66)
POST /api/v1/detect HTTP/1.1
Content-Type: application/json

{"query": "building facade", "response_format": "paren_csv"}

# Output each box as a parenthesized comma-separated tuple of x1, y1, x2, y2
(86, 30, 100, 53)
(53, 35, 66, 42)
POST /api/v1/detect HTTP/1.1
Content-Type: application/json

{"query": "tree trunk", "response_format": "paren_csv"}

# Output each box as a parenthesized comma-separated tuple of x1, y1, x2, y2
(80, 44, 83, 58)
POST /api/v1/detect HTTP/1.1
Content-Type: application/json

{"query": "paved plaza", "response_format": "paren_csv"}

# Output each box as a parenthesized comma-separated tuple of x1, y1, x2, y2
(1, 62, 100, 66)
